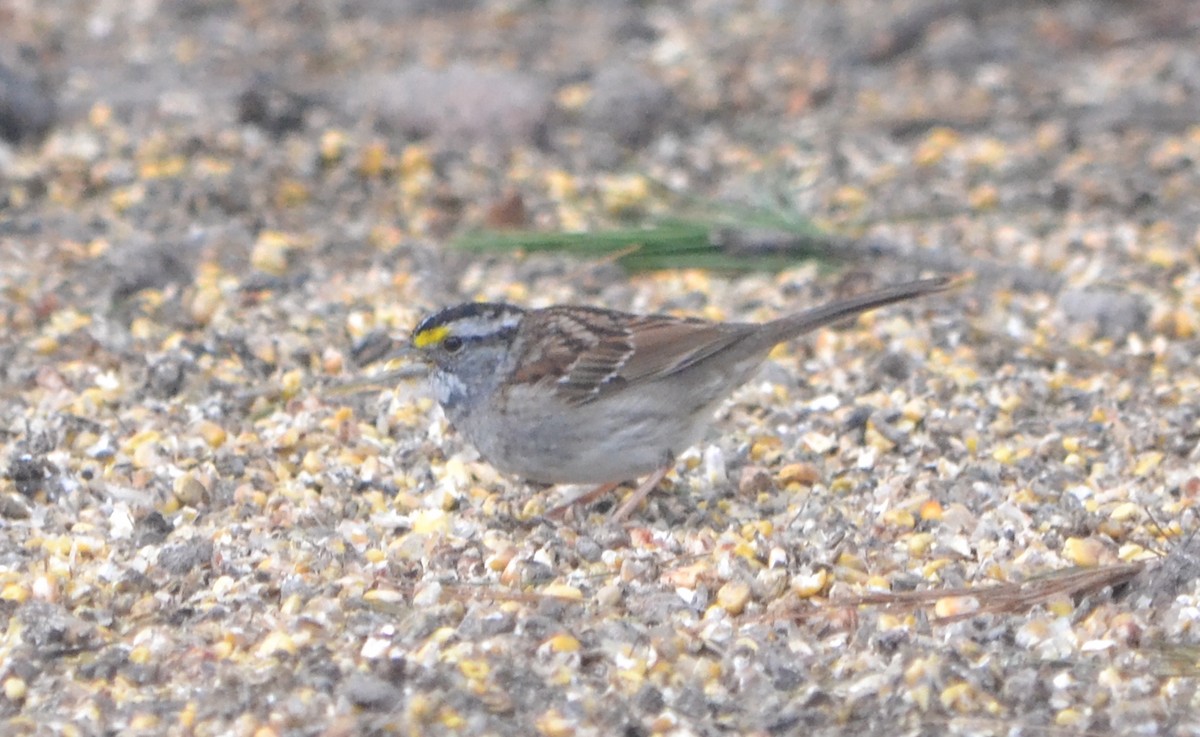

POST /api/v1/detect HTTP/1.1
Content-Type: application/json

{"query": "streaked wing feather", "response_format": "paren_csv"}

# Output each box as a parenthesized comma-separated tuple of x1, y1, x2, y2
(614, 317, 751, 386)
(508, 306, 753, 406)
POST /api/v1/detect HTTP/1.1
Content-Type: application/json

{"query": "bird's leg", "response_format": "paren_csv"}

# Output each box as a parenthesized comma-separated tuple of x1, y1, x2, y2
(545, 452, 676, 521)
(610, 457, 674, 522)
(545, 481, 620, 519)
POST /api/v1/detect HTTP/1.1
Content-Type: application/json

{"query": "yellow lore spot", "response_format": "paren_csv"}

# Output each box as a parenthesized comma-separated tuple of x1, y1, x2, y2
(413, 325, 449, 349)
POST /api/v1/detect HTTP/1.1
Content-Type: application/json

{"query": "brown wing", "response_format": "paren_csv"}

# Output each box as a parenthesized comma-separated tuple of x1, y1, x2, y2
(508, 306, 754, 405)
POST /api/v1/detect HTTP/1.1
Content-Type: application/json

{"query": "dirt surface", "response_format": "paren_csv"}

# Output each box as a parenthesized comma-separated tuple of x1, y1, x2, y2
(3, 1, 1200, 735)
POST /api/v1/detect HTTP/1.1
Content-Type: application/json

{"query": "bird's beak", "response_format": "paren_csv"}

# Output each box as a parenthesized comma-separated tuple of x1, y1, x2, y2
(325, 339, 428, 397)
(376, 341, 431, 377)
(380, 341, 421, 363)
(351, 330, 427, 368)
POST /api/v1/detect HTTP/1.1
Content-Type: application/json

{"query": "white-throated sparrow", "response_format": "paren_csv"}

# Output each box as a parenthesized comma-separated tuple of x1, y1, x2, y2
(402, 276, 949, 519)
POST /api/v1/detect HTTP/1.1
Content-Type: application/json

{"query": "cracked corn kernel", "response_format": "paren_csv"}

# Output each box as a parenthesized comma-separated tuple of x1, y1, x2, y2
(459, 660, 490, 680)
(280, 369, 303, 399)
(741, 520, 772, 538)
(921, 555, 955, 577)
(969, 138, 1008, 167)
(600, 173, 650, 215)
(357, 141, 389, 178)
(831, 184, 868, 209)
(1109, 502, 1140, 522)
(188, 285, 223, 325)
(938, 682, 978, 713)
(212, 636, 235, 659)
(543, 634, 581, 653)
(790, 569, 828, 598)
(866, 574, 891, 590)
(919, 499, 943, 521)
(905, 657, 934, 685)
(274, 179, 310, 208)
(878, 613, 910, 631)
(1166, 307, 1197, 338)
(542, 583, 583, 601)
(1134, 452, 1163, 476)
(177, 702, 197, 729)
(504, 283, 529, 302)
(439, 708, 465, 729)
(555, 83, 590, 111)
(536, 710, 573, 737)
(934, 596, 978, 619)
(256, 631, 297, 657)
(778, 462, 818, 487)
(836, 551, 867, 571)
(1118, 543, 1152, 562)
(519, 497, 544, 520)
(131, 439, 162, 469)
(968, 184, 999, 210)
(865, 423, 896, 451)
(129, 645, 152, 665)
(4, 677, 26, 701)
(2, 583, 29, 603)
(301, 451, 324, 474)
(750, 435, 783, 460)
(129, 714, 159, 731)
(111, 185, 145, 212)
(1055, 709, 1084, 727)
(1062, 537, 1105, 567)
(485, 545, 516, 572)
(915, 127, 960, 166)
(543, 169, 577, 200)
(909, 685, 932, 711)
(730, 540, 757, 561)
(965, 434, 979, 454)
(830, 477, 854, 494)
(1046, 597, 1074, 617)
(196, 420, 227, 447)
(650, 712, 679, 732)
(883, 509, 915, 529)
(364, 588, 405, 605)
(663, 561, 707, 589)
(280, 594, 302, 616)
(1013, 487, 1037, 504)
(901, 398, 927, 423)
(251, 231, 293, 275)
(907, 532, 935, 556)
(716, 582, 751, 615)
(399, 145, 431, 177)
(801, 432, 835, 454)
(31, 335, 59, 354)
(319, 129, 345, 163)
(410, 509, 449, 535)
(405, 692, 436, 723)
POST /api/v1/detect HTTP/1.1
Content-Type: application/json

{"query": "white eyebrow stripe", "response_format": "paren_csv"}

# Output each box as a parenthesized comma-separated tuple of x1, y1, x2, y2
(449, 313, 522, 339)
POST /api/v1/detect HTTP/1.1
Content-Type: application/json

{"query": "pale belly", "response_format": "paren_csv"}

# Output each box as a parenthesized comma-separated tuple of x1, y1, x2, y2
(461, 393, 706, 483)
(453, 360, 765, 484)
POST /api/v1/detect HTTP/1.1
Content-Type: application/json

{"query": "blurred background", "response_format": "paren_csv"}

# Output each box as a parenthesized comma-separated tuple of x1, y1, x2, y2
(5, 3, 1200, 736)
(4, 0, 1198, 319)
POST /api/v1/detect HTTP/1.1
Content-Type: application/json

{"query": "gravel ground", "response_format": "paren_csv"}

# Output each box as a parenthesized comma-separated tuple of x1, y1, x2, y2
(3, 1, 1200, 735)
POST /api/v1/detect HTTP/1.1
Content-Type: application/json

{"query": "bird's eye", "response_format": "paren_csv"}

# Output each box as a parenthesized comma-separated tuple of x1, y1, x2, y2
(442, 335, 464, 353)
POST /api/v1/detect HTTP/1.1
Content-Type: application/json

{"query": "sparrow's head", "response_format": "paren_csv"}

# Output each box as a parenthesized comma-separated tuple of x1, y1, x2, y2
(408, 302, 526, 410)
